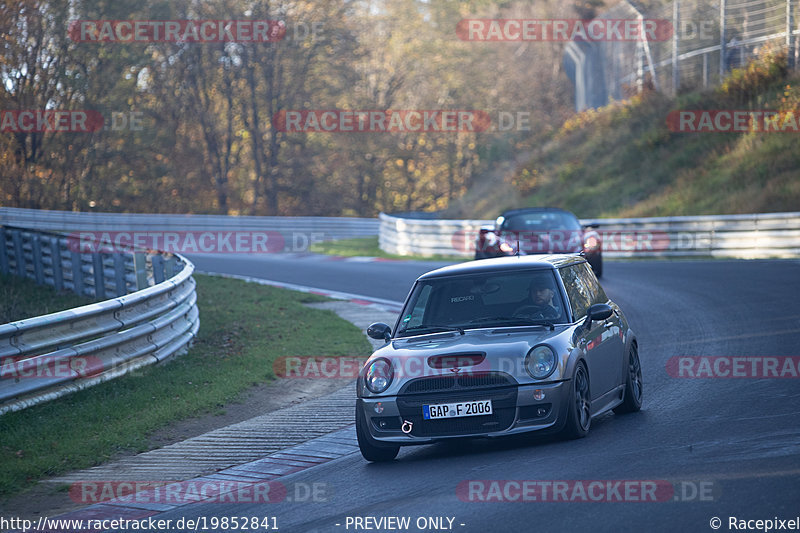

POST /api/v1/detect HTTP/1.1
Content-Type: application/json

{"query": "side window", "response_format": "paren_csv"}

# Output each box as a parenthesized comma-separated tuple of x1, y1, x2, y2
(558, 265, 592, 320)
(577, 262, 607, 304)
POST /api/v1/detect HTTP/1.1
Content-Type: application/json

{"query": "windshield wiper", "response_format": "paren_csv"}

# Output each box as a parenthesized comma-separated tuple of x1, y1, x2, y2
(466, 316, 555, 330)
(402, 324, 465, 335)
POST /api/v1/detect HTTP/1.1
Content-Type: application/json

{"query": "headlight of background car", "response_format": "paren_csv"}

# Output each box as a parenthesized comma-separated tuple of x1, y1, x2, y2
(525, 345, 557, 379)
(365, 358, 394, 393)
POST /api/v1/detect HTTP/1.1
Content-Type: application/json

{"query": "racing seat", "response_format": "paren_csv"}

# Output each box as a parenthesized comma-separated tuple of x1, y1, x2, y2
(436, 282, 483, 325)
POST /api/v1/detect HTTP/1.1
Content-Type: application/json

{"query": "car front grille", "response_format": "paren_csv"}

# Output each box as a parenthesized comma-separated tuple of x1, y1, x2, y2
(396, 387, 518, 437)
(399, 371, 516, 395)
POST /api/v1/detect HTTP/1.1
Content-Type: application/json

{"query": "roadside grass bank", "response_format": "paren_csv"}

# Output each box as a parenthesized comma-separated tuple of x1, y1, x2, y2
(310, 236, 468, 262)
(0, 273, 92, 324)
(0, 274, 372, 498)
(443, 49, 800, 220)
(512, 49, 800, 219)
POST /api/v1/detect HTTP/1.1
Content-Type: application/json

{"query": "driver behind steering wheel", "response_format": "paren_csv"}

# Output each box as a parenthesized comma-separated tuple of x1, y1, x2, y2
(514, 276, 560, 320)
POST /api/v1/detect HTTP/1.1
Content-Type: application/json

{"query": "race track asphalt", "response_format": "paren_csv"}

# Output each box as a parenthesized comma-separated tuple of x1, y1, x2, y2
(142, 255, 800, 533)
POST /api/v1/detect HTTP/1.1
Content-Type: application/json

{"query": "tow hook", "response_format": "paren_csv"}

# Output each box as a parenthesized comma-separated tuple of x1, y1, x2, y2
(401, 420, 413, 434)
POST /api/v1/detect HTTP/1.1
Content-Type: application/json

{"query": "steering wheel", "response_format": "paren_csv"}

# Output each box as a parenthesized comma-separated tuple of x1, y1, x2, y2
(513, 305, 560, 320)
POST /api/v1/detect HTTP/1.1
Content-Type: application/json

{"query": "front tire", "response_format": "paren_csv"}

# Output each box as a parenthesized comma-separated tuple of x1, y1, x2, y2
(613, 344, 643, 414)
(560, 362, 591, 440)
(356, 406, 400, 462)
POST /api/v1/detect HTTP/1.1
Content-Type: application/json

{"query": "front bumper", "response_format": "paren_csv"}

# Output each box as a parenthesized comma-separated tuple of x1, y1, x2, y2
(358, 381, 570, 444)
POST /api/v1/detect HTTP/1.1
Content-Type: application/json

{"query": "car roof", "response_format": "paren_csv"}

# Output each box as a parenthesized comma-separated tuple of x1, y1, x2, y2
(500, 207, 578, 218)
(417, 254, 586, 280)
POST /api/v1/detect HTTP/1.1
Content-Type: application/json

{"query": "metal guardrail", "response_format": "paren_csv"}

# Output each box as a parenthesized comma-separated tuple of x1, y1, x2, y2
(0, 207, 380, 244)
(379, 211, 800, 259)
(0, 226, 182, 298)
(0, 227, 199, 414)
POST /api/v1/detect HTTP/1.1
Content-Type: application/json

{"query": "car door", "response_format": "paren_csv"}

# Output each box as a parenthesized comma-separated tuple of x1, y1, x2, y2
(577, 262, 624, 385)
(559, 263, 620, 400)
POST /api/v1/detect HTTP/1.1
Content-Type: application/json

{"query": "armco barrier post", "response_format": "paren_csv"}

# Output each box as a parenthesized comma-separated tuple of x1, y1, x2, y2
(164, 256, 176, 279)
(134, 252, 148, 290)
(51, 237, 64, 291)
(113, 253, 127, 296)
(92, 252, 105, 300)
(152, 254, 165, 284)
(31, 234, 44, 284)
(0, 227, 8, 274)
(12, 229, 24, 276)
(71, 250, 85, 297)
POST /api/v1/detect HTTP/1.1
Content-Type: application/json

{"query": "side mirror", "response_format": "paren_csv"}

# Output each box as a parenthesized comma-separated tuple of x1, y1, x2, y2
(367, 322, 392, 342)
(582, 303, 613, 329)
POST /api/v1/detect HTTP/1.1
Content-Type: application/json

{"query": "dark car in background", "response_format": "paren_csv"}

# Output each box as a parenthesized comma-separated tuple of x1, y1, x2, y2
(474, 207, 602, 277)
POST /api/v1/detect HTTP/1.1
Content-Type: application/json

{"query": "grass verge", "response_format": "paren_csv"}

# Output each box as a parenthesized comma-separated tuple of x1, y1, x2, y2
(310, 236, 469, 262)
(0, 273, 372, 497)
(0, 273, 92, 324)
(508, 49, 800, 219)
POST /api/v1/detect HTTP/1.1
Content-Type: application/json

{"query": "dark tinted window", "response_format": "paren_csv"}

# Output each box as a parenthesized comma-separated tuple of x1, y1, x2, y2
(558, 264, 592, 320)
(502, 211, 581, 232)
(397, 269, 569, 336)
(576, 261, 607, 304)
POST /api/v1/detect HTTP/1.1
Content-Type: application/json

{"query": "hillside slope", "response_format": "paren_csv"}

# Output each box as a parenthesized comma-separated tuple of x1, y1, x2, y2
(450, 49, 800, 219)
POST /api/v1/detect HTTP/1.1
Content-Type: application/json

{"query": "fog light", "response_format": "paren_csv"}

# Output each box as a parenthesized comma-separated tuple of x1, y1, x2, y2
(374, 402, 384, 414)
(537, 407, 548, 417)
(378, 419, 387, 429)
(534, 389, 545, 400)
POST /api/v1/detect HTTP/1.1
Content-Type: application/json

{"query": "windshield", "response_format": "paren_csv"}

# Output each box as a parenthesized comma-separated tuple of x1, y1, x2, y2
(396, 269, 569, 337)
(502, 211, 582, 232)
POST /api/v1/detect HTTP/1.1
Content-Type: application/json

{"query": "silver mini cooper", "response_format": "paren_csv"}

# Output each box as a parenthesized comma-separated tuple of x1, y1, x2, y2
(356, 255, 642, 461)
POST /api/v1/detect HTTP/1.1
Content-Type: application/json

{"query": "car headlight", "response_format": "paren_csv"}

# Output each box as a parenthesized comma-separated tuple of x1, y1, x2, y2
(365, 358, 394, 394)
(525, 345, 557, 380)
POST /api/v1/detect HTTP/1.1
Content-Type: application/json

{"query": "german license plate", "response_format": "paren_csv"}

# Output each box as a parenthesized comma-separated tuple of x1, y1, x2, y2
(423, 400, 492, 420)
